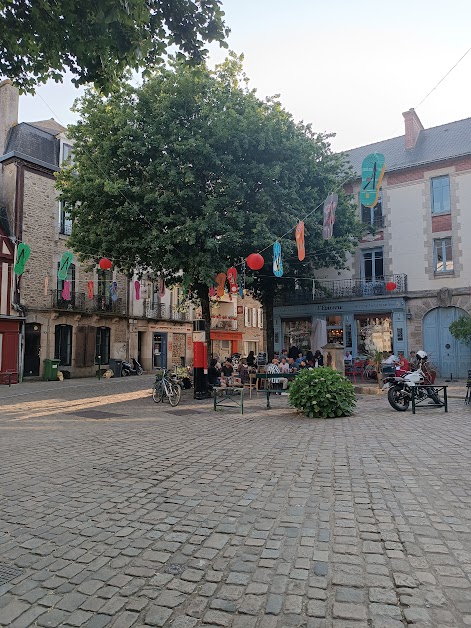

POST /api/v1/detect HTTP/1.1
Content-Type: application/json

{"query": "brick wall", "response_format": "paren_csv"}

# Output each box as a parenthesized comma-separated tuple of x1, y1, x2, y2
(431, 214, 452, 233)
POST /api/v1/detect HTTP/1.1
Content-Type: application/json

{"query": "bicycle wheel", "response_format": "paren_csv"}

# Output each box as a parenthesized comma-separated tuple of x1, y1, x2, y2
(152, 382, 163, 403)
(168, 383, 181, 407)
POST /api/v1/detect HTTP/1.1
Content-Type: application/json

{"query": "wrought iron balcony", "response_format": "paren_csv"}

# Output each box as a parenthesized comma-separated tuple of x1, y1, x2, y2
(91, 295, 125, 315)
(51, 290, 85, 311)
(146, 302, 166, 319)
(171, 309, 190, 321)
(274, 274, 407, 305)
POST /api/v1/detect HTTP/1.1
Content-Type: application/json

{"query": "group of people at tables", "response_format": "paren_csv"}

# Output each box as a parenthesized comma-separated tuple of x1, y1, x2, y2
(207, 346, 326, 390)
(345, 350, 421, 379)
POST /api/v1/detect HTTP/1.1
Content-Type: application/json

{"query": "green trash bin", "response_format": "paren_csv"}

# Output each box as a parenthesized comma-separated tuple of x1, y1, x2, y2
(43, 359, 60, 381)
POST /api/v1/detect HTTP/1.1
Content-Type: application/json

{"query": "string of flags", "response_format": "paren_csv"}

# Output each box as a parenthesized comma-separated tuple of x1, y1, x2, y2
(9, 152, 387, 301)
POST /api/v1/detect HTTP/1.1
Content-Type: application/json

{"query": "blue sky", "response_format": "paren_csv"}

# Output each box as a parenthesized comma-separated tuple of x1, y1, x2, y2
(19, 0, 471, 151)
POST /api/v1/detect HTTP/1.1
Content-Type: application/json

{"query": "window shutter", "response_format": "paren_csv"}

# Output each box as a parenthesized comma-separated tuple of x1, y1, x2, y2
(85, 326, 96, 367)
(245, 307, 250, 327)
(75, 326, 86, 367)
(258, 308, 263, 328)
(252, 308, 257, 328)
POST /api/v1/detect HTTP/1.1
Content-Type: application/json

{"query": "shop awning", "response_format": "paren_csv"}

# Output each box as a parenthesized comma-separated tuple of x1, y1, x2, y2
(210, 330, 243, 341)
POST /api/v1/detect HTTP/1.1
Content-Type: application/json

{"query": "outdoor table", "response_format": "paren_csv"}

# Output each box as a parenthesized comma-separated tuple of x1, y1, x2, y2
(411, 385, 448, 414)
(255, 372, 298, 409)
(213, 386, 244, 414)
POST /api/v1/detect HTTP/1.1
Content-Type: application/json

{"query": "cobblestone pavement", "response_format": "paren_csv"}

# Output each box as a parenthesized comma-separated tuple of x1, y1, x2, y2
(1, 377, 471, 627)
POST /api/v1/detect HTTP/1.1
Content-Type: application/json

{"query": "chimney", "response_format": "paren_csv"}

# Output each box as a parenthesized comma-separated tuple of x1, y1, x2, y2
(402, 108, 424, 149)
(0, 79, 19, 156)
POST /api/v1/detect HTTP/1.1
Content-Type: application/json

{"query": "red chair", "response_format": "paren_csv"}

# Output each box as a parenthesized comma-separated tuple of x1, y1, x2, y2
(346, 361, 364, 383)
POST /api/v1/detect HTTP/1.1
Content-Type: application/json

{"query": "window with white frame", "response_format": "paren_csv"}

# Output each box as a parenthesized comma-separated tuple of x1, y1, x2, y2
(434, 238, 453, 273)
(258, 308, 263, 328)
(360, 188, 383, 227)
(244, 341, 258, 355)
(431, 176, 451, 214)
(62, 143, 74, 165)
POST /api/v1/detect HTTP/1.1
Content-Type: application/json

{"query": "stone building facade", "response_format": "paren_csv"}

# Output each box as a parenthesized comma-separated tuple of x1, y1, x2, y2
(274, 108, 471, 378)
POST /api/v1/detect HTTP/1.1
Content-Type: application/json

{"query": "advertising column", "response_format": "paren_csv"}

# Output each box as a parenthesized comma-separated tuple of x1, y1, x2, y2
(193, 319, 207, 399)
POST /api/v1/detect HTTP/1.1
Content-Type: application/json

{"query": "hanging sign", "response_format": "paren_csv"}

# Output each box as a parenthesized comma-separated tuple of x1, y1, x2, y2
(215, 272, 226, 298)
(134, 280, 141, 300)
(87, 280, 94, 299)
(359, 153, 385, 208)
(61, 280, 71, 301)
(227, 267, 238, 294)
(273, 241, 283, 277)
(322, 193, 338, 239)
(58, 251, 73, 281)
(295, 221, 305, 261)
(14, 243, 31, 275)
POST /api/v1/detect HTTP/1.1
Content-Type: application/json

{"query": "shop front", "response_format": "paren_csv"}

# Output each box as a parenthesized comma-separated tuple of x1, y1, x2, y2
(210, 329, 243, 359)
(273, 297, 407, 358)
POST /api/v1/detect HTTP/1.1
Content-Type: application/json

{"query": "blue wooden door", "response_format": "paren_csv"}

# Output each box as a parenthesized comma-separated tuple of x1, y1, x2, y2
(423, 307, 471, 378)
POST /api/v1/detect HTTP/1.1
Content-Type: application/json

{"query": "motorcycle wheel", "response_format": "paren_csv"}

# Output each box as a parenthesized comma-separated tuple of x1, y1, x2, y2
(121, 369, 129, 377)
(136, 366, 143, 375)
(388, 385, 410, 411)
(427, 388, 441, 405)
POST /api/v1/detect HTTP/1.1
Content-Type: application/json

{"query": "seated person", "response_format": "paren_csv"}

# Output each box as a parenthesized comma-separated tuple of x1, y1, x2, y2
(313, 350, 324, 367)
(344, 350, 353, 364)
(384, 350, 399, 365)
(279, 357, 290, 374)
(265, 358, 288, 392)
(221, 360, 234, 377)
(208, 359, 221, 386)
(287, 357, 297, 372)
(294, 352, 305, 367)
(396, 352, 410, 375)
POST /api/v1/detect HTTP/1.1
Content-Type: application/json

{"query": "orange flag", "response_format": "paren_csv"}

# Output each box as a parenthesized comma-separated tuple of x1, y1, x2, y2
(295, 221, 305, 261)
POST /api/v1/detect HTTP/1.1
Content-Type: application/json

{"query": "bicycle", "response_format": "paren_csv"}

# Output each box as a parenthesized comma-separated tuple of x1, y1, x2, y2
(152, 369, 181, 407)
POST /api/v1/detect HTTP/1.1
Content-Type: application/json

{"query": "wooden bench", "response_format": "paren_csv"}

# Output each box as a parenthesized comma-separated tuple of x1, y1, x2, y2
(213, 386, 244, 414)
(0, 371, 18, 386)
(255, 372, 298, 409)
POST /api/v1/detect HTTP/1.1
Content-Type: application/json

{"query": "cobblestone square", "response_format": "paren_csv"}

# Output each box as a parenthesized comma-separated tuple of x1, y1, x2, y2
(1, 377, 471, 626)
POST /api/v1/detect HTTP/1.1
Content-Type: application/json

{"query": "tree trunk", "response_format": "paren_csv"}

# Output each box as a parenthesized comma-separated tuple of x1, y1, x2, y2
(196, 283, 212, 367)
(264, 293, 275, 361)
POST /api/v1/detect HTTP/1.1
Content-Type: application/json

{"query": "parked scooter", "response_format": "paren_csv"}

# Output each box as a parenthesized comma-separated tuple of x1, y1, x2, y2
(121, 358, 144, 376)
(383, 350, 441, 411)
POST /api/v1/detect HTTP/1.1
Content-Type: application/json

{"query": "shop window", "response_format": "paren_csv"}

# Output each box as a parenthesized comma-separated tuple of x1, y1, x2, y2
(356, 315, 392, 356)
(221, 340, 231, 352)
(283, 319, 312, 354)
(95, 327, 111, 364)
(244, 341, 258, 355)
(55, 324, 72, 366)
(326, 315, 343, 344)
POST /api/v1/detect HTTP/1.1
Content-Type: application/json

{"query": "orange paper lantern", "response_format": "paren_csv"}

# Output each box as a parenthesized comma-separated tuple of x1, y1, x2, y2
(246, 253, 264, 270)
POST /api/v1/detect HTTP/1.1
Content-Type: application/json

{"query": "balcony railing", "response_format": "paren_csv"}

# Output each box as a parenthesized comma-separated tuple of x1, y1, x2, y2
(51, 290, 85, 311)
(211, 319, 238, 331)
(362, 216, 384, 229)
(171, 309, 190, 321)
(146, 302, 166, 319)
(274, 274, 407, 305)
(91, 295, 125, 315)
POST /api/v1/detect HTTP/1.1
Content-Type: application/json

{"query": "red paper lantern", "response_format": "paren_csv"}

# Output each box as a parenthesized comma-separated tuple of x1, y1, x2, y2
(246, 253, 264, 270)
(385, 281, 397, 291)
(99, 257, 112, 270)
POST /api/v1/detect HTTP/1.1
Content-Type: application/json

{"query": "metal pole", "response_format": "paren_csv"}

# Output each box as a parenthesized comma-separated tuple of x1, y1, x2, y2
(98, 355, 101, 380)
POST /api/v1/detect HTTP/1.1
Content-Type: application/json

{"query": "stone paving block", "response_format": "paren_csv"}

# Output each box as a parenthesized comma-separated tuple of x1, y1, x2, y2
(145, 604, 173, 626)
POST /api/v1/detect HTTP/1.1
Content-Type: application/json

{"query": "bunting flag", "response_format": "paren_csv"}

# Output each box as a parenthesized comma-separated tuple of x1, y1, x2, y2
(61, 280, 71, 301)
(158, 277, 165, 297)
(87, 280, 94, 299)
(273, 241, 283, 277)
(215, 272, 226, 298)
(227, 267, 238, 294)
(134, 280, 141, 300)
(322, 193, 338, 240)
(44, 275, 49, 296)
(14, 242, 31, 276)
(110, 281, 118, 302)
(58, 251, 73, 281)
(209, 287, 217, 297)
(295, 221, 305, 261)
(359, 153, 385, 208)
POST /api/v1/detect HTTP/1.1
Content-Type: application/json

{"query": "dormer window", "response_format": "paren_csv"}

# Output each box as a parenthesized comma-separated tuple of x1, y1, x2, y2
(62, 143, 74, 165)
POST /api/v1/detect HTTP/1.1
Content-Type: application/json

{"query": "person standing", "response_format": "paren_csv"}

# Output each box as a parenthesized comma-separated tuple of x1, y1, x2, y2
(314, 350, 324, 367)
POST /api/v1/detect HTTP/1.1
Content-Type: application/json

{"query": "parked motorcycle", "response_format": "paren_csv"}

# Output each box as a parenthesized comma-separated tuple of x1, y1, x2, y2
(383, 350, 441, 411)
(121, 358, 144, 376)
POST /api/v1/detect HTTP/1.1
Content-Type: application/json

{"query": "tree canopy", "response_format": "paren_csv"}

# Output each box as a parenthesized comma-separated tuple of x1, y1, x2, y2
(0, 0, 228, 93)
(449, 315, 471, 345)
(56, 55, 363, 356)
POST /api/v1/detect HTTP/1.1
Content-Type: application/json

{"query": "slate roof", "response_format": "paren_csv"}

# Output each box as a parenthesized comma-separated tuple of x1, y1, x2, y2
(29, 118, 66, 135)
(4, 122, 60, 169)
(345, 116, 471, 177)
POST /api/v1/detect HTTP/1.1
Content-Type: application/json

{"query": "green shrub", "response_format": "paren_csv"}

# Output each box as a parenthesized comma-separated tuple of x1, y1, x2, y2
(288, 367, 356, 418)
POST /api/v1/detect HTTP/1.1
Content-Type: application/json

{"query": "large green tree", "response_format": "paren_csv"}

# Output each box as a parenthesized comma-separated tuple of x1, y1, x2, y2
(56, 55, 362, 360)
(0, 0, 228, 93)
